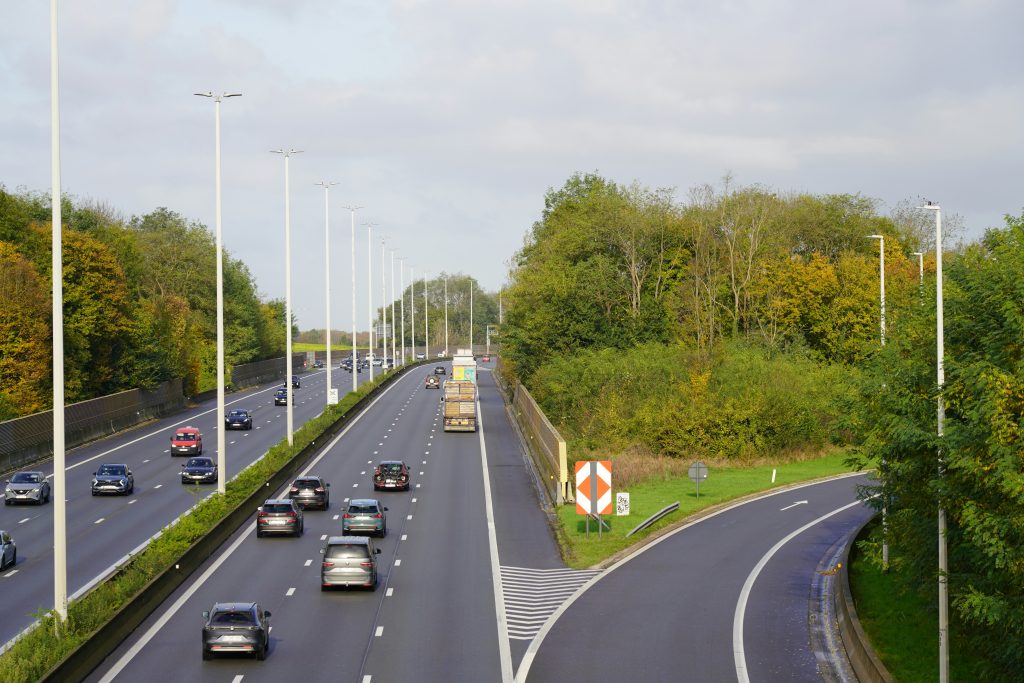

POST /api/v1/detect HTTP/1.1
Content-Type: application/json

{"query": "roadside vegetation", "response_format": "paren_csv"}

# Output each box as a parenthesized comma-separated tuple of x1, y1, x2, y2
(501, 171, 1024, 680)
(0, 187, 286, 419)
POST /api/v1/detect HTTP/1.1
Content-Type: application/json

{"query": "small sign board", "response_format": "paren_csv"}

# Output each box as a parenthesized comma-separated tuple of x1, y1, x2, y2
(689, 461, 709, 499)
(327, 388, 339, 405)
(616, 492, 630, 516)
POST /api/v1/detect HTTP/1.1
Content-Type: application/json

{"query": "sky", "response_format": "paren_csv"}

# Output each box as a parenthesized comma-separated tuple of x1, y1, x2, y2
(2, 0, 1021, 330)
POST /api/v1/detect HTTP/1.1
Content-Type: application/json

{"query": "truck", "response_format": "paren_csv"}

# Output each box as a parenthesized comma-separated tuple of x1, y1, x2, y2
(452, 349, 477, 383)
(442, 380, 478, 432)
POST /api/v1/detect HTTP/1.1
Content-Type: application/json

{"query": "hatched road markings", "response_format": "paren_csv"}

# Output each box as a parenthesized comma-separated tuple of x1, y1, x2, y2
(500, 566, 603, 640)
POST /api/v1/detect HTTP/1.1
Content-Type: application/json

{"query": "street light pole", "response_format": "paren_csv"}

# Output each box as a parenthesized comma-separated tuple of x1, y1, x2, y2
(271, 149, 302, 445)
(410, 266, 415, 361)
(364, 223, 376, 382)
(316, 181, 338, 404)
(398, 257, 406, 366)
(196, 90, 241, 493)
(920, 203, 948, 683)
(424, 275, 430, 359)
(343, 205, 362, 392)
(50, 0, 68, 622)
(390, 249, 397, 368)
(444, 276, 449, 356)
(469, 280, 474, 353)
(381, 237, 387, 371)
(868, 234, 889, 570)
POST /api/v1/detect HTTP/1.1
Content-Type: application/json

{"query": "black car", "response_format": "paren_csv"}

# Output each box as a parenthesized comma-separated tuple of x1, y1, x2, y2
(274, 389, 290, 406)
(313, 360, 324, 369)
(224, 409, 253, 430)
(434, 366, 446, 375)
(202, 602, 271, 661)
(256, 498, 304, 537)
(91, 463, 134, 496)
(181, 457, 217, 485)
(288, 476, 330, 510)
(373, 461, 411, 491)
(291, 375, 301, 389)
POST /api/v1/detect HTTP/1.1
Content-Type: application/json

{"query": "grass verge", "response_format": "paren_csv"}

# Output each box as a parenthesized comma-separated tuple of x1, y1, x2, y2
(556, 452, 855, 569)
(848, 522, 985, 682)
(0, 375, 385, 683)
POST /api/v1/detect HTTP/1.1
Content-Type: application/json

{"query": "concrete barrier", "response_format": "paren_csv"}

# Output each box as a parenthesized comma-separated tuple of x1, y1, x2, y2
(37, 360, 430, 683)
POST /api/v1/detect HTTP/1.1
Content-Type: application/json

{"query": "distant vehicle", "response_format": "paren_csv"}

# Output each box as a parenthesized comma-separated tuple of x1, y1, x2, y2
(371, 358, 383, 367)
(425, 375, 440, 389)
(91, 463, 134, 496)
(0, 530, 14, 570)
(291, 375, 301, 389)
(4, 471, 50, 505)
(415, 352, 426, 360)
(288, 475, 330, 510)
(181, 457, 217, 485)
(256, 498, 303, 537)
(373, 461, 411, 491)
(224, 409, 253, 430)
(320, 536, 381, 591)
(481, 355, 491, 362)
(170, 426, 203, 456)
(312, 360, 324, 369)
(274, 388, 290, 406)
(437, 351, 446, 358)
(201, 602, 271, 661)
(342, 499, 388, 537)
(434, 366, 446, 375)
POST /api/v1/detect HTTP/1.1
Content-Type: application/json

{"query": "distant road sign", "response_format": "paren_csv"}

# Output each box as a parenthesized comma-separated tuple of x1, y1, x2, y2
(689, 461, 709, 499)
(576, 461, 612, 515)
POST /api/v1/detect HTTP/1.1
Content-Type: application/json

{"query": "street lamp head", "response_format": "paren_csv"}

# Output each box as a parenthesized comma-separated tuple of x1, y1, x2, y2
(193, 92, 213, 98)
(315, 181, 339, 188)
(912, 251, 923, 257)
(918, 203, 941, 211)
(270, 149, 303, 156)
(224, 93, 242, 98)
(867, 234, 884, 240)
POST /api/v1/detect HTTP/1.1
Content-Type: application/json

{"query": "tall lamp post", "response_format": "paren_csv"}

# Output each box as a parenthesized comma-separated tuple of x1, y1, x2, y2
(50, 0, 68, 622)
(343, 205, 362, 391)
(364, 223, 377, 382)
(919, 203, 947, 683)
(444, 276, 449, 357)
(380, 237, 388, 370)
(390, 249, 397, 368)
(316, 181, 338, 404)
(424, 275, 430, 359)
(469, 279, 474, 353)
(397, 257, 407, 366)
(271, 149, 302, 445)
(410, 266, 416, 361)
(868, 234, 888, 570)
(196, 90, 241, 493)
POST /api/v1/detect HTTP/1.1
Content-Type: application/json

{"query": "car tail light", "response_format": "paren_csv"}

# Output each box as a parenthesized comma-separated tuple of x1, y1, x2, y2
(360, 561, 373, 567)
(322, 561, 335, 567)
(372, 513, 382, 519)
(314, 487, 325, 493)
(343, 513, 354, 519)
(286, 512, 297, 518)
(290, 487, 299, 493)
(258, 512, 268, 518)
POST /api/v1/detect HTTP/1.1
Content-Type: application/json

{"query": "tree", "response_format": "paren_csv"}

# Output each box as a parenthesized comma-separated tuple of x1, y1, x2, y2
(0, 242, 50, 417)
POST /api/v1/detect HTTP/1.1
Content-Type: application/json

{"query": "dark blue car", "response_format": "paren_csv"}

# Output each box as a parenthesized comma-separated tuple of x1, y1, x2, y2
(181, 457, 217, 485)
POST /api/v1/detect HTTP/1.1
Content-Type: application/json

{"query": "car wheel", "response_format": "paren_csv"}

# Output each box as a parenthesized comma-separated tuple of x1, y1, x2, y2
(257, 530, 264, 538)
(10, 550, 15, 567)
(202, 649, 212, 661)
(341, 528, 348, 536)
(3, 499, 9, 506)
(256, 644, 266, 661)
(91, 490, 97, 496)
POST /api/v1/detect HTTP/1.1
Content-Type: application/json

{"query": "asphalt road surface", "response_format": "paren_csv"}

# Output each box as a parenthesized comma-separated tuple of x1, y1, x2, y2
(0, 364, 373, 647)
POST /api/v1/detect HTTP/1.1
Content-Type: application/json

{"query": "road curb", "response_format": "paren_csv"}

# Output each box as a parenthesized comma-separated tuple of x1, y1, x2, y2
(835, 516, 896, 683)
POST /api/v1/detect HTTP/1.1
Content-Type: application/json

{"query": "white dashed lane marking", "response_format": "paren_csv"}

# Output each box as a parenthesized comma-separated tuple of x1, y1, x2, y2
(401, 534, 407, 541)
(18, 518, 29, 524)
(304, 560, 312, 567)
(333, 514, 339, 520)
(128, 500, 137, 505)
(386, 588, 394, 597)
(375, 626, 384, 637)
(154, 484, 163, 489)
(95, 518, 105, 524)
(394, 559, 401, 566)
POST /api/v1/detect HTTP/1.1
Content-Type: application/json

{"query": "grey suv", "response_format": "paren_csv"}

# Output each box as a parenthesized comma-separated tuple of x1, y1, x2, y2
(91, 464, 134, 496)
(341, 499, 388, 537)
(256, 499, 304, 537)
(320, 536, 382, 590)
(4, 471, 50, 505)
(201, 602, 271, 660)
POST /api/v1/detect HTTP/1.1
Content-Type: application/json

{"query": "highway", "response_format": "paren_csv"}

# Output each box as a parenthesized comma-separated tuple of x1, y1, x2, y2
(518, 473, 873, 682)
(0, 364, 372, 647)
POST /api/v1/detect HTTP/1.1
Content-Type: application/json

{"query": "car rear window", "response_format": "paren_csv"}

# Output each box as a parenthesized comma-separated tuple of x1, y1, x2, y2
(211, 610, 256, 626)
(263, 503, 294, 513)
(325, 544, 370, 560)
(175, 433, 197, 441)
(294, 479, 319, 487)
(380, 464, 403, 474)
(348, 504, 378, 514)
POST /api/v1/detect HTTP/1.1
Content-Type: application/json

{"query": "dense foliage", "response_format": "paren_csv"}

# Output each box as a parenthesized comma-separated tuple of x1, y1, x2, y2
(0, 187, 285, 419)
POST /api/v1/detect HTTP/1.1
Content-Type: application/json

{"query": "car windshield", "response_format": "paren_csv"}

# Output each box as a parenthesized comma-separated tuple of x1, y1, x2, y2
(380, 464, 403, 475)
(175, 433, 197, 441)
(11, 473, 42, 484)
(97, 465, 125, 476)
(348, 504, 378, 515)
(210, 610, 256, 626)
(263, 503, 294, 513)
(325, 544, 370, 560)
(228, 411, 246, 418)
(187, 458, 213, 468)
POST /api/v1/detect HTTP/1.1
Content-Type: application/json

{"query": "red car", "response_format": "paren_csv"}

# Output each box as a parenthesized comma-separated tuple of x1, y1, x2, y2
(170, 426, 203, 456)
(373, 461, 411, 491)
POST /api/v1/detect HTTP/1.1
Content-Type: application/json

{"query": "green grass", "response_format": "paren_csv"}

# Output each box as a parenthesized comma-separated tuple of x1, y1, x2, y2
(557, 452, 855, 568)
(292, 342, 357, 352)
(848, 524, 986, 682)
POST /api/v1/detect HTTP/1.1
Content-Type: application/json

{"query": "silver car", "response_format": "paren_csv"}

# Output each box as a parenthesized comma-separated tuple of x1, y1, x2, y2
(0, 530, 15, 570)
(341, 499, 388, 537)
(4, 471, 51, 505)
(320, 536, 381, 590)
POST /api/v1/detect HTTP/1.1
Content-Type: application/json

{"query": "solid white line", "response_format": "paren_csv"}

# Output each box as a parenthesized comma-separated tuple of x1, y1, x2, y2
(478, 395, 514, 683)
(513, 471, 867, 682)
(99, 370, 414, 681)
(733, 498, 864, 683)
(362, 676, 372, 683)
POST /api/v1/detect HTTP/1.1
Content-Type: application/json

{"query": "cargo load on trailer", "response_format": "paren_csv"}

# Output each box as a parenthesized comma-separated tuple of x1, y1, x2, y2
(443, 380, 477, 432)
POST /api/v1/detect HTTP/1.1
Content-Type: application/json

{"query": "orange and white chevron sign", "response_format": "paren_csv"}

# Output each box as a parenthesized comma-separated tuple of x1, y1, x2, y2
(575, 461, 612, 515)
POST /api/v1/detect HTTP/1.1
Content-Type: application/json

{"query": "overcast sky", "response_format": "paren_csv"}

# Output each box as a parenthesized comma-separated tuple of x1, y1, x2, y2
(3, 0, 1021, 330)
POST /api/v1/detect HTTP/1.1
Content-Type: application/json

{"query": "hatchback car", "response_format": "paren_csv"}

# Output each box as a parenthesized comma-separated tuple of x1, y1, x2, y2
(4, 471, 51, 505)
(91, 464, 134, 496)
(434, 366, 446, 375)
(225, 409, 253, 430)
(256, 499, 304, 537)
(342, 499, 388, 537)
(170, 426, 203, 456)
(0, 530, 15, 570)
(320, 536, 381, 590)
(274, 389, 290, 406)
(373, 461, 411, 491)
(181, 457, 217, 485)
(201, 602, 271, 661)
(288, 476, 330, 510)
